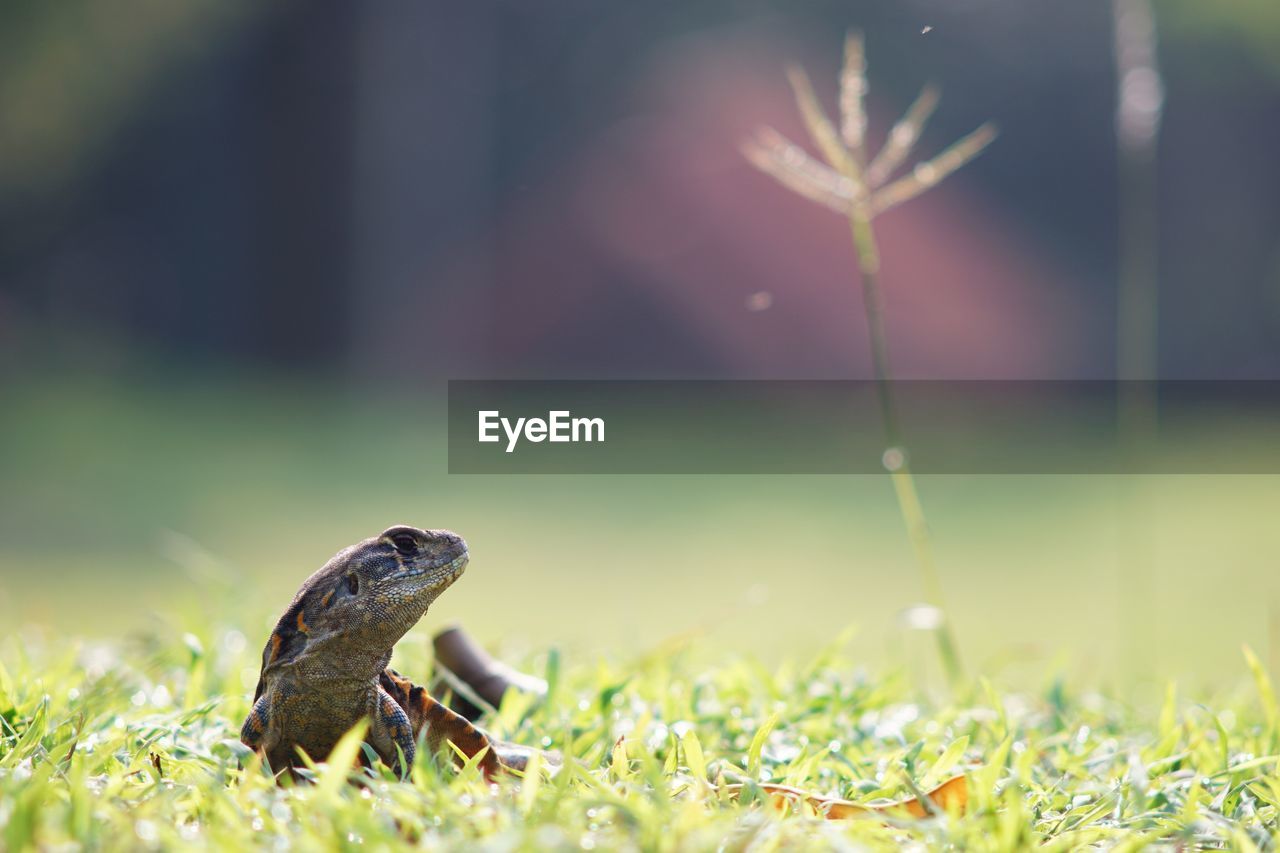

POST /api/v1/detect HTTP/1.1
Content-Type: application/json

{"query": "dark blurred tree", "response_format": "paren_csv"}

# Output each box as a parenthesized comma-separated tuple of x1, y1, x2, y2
(1, 0, 1277, 377)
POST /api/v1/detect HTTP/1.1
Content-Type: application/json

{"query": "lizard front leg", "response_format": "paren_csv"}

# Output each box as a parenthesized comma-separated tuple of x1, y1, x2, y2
(369, 686, 417, 778)
(241, 693, 302, 776)
(381, 669, 506, 778)
(240, 693, 282, 765)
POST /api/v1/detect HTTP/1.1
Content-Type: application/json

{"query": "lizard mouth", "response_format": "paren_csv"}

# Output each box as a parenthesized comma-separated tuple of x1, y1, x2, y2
(386, 549, 469, 583)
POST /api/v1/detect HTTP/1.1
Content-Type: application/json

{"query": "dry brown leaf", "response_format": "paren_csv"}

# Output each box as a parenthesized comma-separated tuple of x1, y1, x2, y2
(724, 773, 969, 820)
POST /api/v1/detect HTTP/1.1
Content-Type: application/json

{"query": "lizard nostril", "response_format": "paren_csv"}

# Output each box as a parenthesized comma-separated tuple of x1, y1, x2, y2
(423, 529, 465, 551)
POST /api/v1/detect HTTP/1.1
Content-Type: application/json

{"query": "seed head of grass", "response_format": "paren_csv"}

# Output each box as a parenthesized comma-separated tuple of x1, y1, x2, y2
(743, 31, 997, 219)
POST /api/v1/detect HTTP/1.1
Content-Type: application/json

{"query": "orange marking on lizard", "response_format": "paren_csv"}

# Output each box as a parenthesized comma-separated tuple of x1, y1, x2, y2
(295, 610, 309, 633)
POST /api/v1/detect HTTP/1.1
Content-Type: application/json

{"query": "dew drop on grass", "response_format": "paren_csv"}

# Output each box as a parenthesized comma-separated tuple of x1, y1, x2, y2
(223, 630, 247, 654)
(922, 26, 933, 34)
(746, 291, 773, 312)
(900, 604, 944, 631)
(535, 827, 562, 847)
(82, 645, 118, 678)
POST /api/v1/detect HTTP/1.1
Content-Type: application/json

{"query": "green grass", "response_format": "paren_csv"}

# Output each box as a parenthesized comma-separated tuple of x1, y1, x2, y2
(3, 620, 1280, 849)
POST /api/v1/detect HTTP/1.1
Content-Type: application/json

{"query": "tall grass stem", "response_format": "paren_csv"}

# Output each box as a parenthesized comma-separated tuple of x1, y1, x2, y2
(847, 207, 963, 688)
(1113, 0, 1163, 672)
(744, 34, 994, 690)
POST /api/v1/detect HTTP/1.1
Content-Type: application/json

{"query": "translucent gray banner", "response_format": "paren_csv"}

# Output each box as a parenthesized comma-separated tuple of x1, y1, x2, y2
(447, 381, 1280, 474)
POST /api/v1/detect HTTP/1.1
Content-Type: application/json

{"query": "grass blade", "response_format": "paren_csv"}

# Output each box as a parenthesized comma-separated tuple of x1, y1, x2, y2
(866, 85, 940, 188)
(746, 711, 780, 778)
(921, 735, 969, 789)
(314, 718, 369, 799)
(872, 123, 998, 214)
(1243, 644, 1277, 733)
(786, 65, 858, 183)
(742, 129, 853, 214)
(839, 31, 868, 160)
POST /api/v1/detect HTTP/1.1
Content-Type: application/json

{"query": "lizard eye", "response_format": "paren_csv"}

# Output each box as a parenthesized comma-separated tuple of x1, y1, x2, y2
(390, 533, 417, 555)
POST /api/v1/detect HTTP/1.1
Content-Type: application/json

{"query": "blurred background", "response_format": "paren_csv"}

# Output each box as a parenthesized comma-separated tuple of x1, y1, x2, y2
(2, 1, 1279, 686)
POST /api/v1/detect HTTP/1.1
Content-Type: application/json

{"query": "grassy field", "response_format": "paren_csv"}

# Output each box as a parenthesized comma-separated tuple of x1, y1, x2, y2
(3, 376, 1280, 847)
(2, 617, 1279, 849)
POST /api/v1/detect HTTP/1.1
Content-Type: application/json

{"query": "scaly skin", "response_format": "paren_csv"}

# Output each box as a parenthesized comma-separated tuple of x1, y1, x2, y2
(241, 525, 514, 777)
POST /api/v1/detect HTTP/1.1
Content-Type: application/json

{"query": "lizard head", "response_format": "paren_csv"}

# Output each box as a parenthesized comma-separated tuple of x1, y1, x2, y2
(255, 525, 469, 688)
(325, 524, 469, 618)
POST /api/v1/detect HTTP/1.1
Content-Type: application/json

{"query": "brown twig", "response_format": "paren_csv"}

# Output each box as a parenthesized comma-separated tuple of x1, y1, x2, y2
(432, 624, 547, 721)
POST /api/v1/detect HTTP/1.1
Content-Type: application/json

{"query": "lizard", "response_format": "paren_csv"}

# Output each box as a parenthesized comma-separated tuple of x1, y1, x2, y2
(242, 525, 968, 817)
(240, 524, 534, 779)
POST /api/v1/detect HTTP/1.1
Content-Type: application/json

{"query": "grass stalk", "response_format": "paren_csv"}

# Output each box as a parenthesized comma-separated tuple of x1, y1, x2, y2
(847, 204, 963, 687)
(1113, 0, 1163, 671)
(745, 34, 994, 690)
(1114, 0, 1162, 400)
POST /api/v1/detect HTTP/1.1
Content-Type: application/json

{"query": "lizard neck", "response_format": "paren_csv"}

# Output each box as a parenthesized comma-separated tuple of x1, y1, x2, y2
(272, 642, 393, 691)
